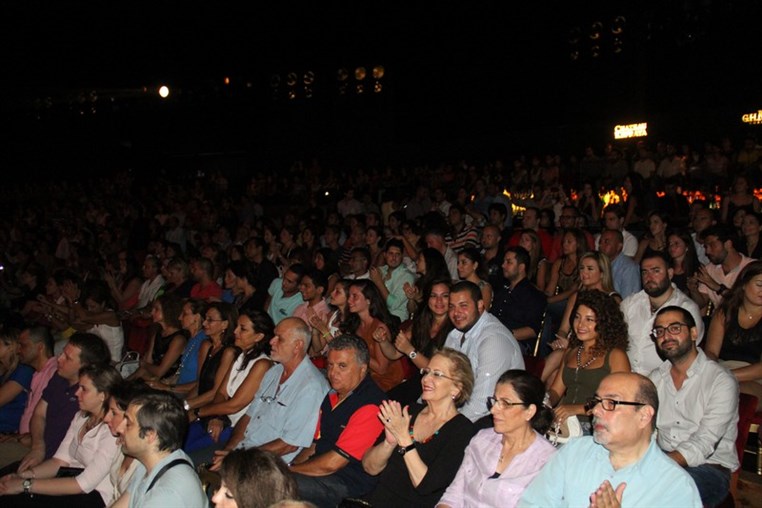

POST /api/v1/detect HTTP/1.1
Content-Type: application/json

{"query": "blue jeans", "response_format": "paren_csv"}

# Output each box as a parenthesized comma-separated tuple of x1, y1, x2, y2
(294, 473, 352, 508)
(685, 463, 730, 507)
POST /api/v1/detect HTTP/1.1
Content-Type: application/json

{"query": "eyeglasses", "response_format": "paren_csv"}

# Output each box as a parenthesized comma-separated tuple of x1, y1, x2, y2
(486, 396, 525, 411)
(650, 322, 689, 339)
(420, 368, 455, 381)
(585, 396, 646, 412)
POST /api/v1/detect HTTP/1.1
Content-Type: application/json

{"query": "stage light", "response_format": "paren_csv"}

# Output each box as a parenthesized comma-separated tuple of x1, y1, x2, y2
(286, 72, 298, 87)
(355, 67, 367, 80)
(568, 26, 581, 45)
(337, 68, 349, 81)
(591, 45, 601, 58)
(612, 16, 626, 35)
(373, 82, 383, 93)
(590, 21, 603, 40)
(303, 71, 315, 85)
(372, 65, 385, 79)
(158, 86, 170, 98)
(613, 38, 623, 54)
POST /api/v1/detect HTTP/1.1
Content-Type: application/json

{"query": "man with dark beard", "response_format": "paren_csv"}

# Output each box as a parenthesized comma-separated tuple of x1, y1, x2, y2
(649, 306, 739, 507)
(620, 252, 704, 375)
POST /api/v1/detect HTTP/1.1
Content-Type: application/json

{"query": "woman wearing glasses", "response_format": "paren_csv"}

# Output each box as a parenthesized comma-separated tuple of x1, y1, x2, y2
(546, 290, 630, 436)
(184, 309, 274, 457)
(360, 349, 475, 507)
(705, 260, 762, 410)
(438, 369, 556, 508)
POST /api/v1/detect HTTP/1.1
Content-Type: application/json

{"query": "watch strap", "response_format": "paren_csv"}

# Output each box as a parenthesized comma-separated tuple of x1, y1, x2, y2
(397, 442, 416, 455)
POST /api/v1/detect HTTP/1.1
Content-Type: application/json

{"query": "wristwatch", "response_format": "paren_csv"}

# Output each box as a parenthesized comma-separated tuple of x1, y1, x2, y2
(193, 408, 201, 421)
(397, 442, 416, 455)
(183, 400, 191, 411)
(22, 478, 32, 495)
(408, 350, 418, 360)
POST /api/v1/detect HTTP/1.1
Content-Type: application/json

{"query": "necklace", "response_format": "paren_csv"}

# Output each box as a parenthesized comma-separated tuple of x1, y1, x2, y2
(742, 304, 761, 321)
(576, 345, 598, 373)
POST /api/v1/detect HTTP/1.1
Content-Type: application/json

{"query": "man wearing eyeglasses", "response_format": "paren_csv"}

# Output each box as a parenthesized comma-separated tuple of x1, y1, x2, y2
(620, 251, 704, 375)
(648, 306, 739, 507)
(520, 372, 701, 507)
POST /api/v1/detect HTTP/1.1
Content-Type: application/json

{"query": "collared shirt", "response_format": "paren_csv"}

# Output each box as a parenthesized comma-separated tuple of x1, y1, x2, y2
(127, 449, 207, 508)
(380, 264, 416, 321)
(595, 229, 638, 258)
(440, 429, 556, 508)
(293, 298, 332, 331)
(692, 232, 710, 265)
(444, 247, 459, 280)
(267, 278, 304, 324)
(519, 436, 702, 507)
(610, 253, 641, 300)
(698, 254, 755, 307)
(19, 356, 57, 433)
(240, 355, 329, 463)
(41, 373, 80, 458)
(444, 312, 524, 421)
(490, 278, 547, 353)
(649, 349, 740, 470)
(620, 285, 704, 375)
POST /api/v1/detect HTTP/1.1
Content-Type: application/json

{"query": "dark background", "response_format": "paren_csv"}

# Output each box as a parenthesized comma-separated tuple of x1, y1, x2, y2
(2, 1, 760, 177)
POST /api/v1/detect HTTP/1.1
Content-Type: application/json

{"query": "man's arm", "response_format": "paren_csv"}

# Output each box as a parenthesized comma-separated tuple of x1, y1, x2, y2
(258, 438, 299, 458)
(511, 327, 538, 341)
(289, 449, 349, 476)
(18, 399, 47, 471)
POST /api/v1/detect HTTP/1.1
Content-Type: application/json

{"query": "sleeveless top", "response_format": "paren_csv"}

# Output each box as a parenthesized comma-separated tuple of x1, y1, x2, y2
(151, 329, 188, 378)
(557, 258, 578, 293)
(560, 348, 613, 406)
(720, 311, 762, 364)
(225, 352, 270, 426)
(358, 318, 405, 392)
(197, 343, 239, 395)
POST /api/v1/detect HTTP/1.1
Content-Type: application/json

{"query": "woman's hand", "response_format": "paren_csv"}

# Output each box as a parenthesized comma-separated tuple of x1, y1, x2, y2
(553, 404, 585, 424)
(372, 326, 389, 343)
(377, 400, 411, 446)
(550, 336, 569, 351)
(0, 474, 23, 495)
(308, 310, 329, 336)
(403, 282, 419, 301)
(394, 329, 414, 356)
(207, 418, 224, 443)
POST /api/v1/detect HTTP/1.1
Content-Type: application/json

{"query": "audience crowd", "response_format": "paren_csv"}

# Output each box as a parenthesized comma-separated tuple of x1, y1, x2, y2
(0, 132, 760, 507)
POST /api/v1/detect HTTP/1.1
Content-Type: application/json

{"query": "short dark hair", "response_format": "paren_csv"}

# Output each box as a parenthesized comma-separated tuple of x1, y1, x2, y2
(488, 203, 508, 218)
(385, 238, 404, 253)
(25, 326, 54, 356)
(302, 268, 328, 294)
(654, 305, 696, 329)
(68, 332, 111, 368)
(497, 370, 554, 434)
(451, 280, 483, 303)
(326, 334, 370, 366)
(698, 223, 737, 246)
(603, 203, 625, 219)
(131, 391, 188, 452)
(78, 363, 122, 415)
(505, 246, 530, 272)
(640, 250, 672, 270)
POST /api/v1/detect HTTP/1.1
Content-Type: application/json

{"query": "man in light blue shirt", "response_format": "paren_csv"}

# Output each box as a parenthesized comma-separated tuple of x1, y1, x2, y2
(368, 239, 415, 321)
(208, 317, 329, 469)
(266, 264, 305, 324)
(520, 372, 701, 507)
(599, 229, 641, 299)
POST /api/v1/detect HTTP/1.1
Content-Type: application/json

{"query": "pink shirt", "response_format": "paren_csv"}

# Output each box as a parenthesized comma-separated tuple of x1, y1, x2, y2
(19, 357, 58, 434)
(292, 299, 331, 331)
(698, 255, 754, 306)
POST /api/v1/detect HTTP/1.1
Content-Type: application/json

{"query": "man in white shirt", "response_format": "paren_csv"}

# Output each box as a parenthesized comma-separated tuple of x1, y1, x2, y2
(649, 306, 739, 507)
(620, 252, 703, 375)
(594, 204, 638, 257)
(444, 281, 523, 422)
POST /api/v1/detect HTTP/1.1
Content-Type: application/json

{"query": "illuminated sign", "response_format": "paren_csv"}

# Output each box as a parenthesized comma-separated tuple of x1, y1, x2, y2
(742, 110, 762, 125)
(614, 122, 648, 139)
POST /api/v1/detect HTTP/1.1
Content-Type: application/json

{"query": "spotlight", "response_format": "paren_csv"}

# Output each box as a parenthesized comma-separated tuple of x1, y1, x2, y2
(372, 65, 385, 79)
(303, 71, 315, 86)
(373, 82, 383, 93)
(337, 68, 349, 82)
(270, 75, 281, 88)
(612, 16, 626, 35)
(613, 38, 623, 54)
(224, 76, 230, 85)
(158, 85, 170, 98)
(286, 72, 298, 87)
(354, 67, 367, 80)
(591, 45, 601, 58)
(590, 21, 603, 40)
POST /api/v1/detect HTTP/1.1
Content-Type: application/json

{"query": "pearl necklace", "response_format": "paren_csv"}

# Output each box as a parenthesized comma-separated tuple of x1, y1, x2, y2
(576, 345, 598, 373)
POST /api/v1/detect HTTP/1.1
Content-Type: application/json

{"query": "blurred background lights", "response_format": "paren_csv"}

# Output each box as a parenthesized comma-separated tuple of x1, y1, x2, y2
(158, 85, 170, 98)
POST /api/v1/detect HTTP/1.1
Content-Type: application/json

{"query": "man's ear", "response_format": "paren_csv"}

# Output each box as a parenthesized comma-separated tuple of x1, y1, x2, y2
(477, 299, 485, 314)
(639, 405, 655, 430)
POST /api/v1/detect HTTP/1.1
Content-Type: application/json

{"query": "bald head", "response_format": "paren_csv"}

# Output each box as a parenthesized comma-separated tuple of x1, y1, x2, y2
(591, 372, 658, 452)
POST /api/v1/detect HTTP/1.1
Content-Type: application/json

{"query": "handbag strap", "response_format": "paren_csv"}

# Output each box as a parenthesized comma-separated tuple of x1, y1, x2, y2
(147, 458, 193, 493)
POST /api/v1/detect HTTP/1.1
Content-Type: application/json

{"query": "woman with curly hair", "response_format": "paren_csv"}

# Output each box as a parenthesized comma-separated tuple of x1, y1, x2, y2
(547, 289, 630, 433)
